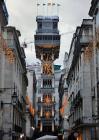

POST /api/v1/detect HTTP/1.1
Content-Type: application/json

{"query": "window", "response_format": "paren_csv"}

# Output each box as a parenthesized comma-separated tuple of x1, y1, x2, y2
(53, 22, 57, 29)
(44, 22, 50, 27)
(38, 22, 42, 29)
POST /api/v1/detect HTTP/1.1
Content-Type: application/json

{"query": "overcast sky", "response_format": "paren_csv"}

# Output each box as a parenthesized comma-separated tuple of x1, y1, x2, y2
(6, 0, 92, 66)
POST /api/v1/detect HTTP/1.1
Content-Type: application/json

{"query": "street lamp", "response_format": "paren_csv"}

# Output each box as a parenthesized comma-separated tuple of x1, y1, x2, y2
(0, 91, 18, 108)
(11, 91, 18, 105)
(0, 85, 18, 107)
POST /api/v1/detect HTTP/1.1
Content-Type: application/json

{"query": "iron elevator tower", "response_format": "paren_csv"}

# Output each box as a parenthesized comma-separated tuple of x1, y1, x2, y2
(34, 16, 60, 133)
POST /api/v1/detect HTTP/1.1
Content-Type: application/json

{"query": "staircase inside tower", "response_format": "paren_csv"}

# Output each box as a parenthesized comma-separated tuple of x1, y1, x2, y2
(34, 16, 60, 137)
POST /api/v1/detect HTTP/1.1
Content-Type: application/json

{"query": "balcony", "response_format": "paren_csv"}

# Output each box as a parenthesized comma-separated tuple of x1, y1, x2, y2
(42, 120, 52, 126)
(41, 117, 54, 122)
(0, 0, 9, 26)
(34, 35, 60, 47)
(37, 99, 56, 105)
(38, 102, 55, 106)
(36, 29, 59, 34)
(70, 92, 82, 114)
(43, 101, 55, 105)
(40, 87, 54, 93)
(80, 35, 93, 46)
(35, 39, 60, 47)
(41, 114, 54, 118)
(41, 74, 54, 79)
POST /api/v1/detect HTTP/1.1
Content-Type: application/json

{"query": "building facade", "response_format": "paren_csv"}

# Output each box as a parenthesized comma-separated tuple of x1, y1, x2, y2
(67, 19, 98, 140)
(67, 1, 99, 139)
(26, 66, 37, 140)
(26, 63, 41, 139)
(34, 16, 60, 135)
(89, 0, 99, 139)
(0, 26, 28, 140)
(58, 54, 69, 140)
(54, 65, 62, 130)
(0, 2, 28, 140)
(62, 52, 69, 140)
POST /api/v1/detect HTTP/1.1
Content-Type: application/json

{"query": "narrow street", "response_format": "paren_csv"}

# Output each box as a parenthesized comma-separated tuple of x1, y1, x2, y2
(0, 0, 99, 140)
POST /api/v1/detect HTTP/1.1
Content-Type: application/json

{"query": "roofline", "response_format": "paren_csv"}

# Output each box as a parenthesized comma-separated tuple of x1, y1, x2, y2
(89, 0, 98, 17)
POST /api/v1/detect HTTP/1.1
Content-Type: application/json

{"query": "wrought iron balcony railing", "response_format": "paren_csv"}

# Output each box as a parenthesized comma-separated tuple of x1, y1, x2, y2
(36, 29, 59, 34)
(41, 73, 54, 79)
(37, 100, 56, 105)
(40, 87, 54, 93)
(41, 117, 54, 121)
(34, 35, 60, 46)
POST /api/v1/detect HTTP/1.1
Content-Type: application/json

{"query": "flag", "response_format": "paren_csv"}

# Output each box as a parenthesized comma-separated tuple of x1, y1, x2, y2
(52, 3, 55, 6)
(48, 3, 51, 6)
(57, 4, 60, 6)
(43, 3, 46, 6)
(37, 3, 40, 6)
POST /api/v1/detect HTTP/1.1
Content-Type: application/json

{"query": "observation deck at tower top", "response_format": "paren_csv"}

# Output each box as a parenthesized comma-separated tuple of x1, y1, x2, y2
(34, 15, 60, 60)
(35, 15, 60, 35)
